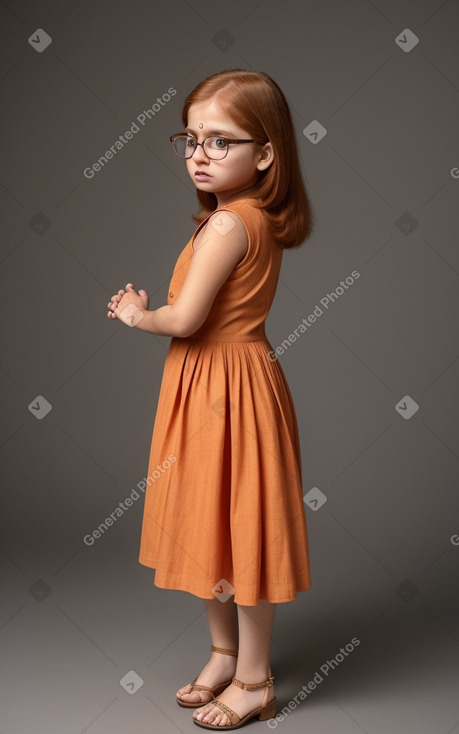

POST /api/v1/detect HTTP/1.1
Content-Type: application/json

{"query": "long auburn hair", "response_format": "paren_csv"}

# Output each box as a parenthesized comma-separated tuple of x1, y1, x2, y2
(181, 69, 315, 249)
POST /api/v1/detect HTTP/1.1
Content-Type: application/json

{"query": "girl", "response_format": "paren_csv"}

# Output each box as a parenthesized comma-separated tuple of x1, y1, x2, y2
(107, 69, 314, 730)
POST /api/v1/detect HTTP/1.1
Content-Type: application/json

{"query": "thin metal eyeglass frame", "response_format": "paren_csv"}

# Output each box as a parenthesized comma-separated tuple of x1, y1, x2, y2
(170, 133, 256, 160)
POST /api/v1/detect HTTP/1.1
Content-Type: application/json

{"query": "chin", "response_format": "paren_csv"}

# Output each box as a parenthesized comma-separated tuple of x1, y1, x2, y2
(195, 181, 214, 190)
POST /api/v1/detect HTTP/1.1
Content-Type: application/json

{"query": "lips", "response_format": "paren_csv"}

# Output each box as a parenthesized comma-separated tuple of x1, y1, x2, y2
(195, 171, 211, 176)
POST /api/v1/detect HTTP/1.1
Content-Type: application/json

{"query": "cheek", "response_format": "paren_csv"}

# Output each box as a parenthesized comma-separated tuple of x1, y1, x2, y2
(225, 154, 251, 177)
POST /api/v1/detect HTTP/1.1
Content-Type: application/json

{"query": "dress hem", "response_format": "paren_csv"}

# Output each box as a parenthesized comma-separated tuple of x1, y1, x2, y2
(138, 554, 311, 606)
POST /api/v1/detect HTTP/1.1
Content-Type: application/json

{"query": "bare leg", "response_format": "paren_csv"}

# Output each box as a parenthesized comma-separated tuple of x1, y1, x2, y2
(204, 597, 239, 649)
(177, 598, 239, 703)
(193, 600, 277, 725)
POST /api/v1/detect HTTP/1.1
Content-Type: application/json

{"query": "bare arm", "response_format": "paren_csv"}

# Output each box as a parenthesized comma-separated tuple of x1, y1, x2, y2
(134, 210, 248, 337)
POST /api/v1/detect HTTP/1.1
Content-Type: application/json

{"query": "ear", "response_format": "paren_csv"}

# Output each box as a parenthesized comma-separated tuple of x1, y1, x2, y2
(256, 142, 274, 171)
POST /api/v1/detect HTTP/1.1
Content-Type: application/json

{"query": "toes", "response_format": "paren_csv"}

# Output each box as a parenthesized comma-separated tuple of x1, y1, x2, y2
(193, 702, 229, 724)
(181, 691, 201, 702)
(200, 706, 221, 724)
(194, 704, 211, 720)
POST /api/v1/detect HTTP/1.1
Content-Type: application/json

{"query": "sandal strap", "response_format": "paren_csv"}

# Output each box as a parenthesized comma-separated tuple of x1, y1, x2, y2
(211, 645, 238, 657)
(232, 674, 275, 691)
(190, 683, 219, 693)
(210, 699, 240, 725)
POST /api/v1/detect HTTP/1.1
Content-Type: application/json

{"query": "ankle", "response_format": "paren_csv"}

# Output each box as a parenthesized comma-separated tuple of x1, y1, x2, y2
(209, 651, 237, 665)
(211, 643, 238, 660)
(209, 652, 237, 671)
(234, 667, 272, 684)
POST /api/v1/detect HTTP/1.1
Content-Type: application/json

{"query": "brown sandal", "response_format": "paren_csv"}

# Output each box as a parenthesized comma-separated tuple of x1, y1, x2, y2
(192, 673, 277, 729)
(176, 645, 238, 708)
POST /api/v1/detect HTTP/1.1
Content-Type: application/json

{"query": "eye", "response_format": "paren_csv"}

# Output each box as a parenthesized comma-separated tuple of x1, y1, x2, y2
(207, 136, 228, 150)
(186, 136, 196, 148)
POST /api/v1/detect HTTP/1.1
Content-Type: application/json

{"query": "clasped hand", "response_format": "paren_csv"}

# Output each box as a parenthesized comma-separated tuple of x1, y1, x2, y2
(107, 283, 149, 327)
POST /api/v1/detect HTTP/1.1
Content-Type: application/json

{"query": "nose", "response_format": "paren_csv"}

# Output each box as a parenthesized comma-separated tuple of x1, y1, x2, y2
(191, 141, 210, 164)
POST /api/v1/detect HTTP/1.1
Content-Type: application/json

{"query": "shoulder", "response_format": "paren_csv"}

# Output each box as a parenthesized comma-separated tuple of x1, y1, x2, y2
(194, 209, 248, 262)
(211, 198, 264, 237)
(222, 198, 267, 232)
(206, 209, 247, 239)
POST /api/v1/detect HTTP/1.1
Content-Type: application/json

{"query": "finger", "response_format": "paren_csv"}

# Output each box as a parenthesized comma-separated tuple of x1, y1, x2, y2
(107, 290, 124, 307)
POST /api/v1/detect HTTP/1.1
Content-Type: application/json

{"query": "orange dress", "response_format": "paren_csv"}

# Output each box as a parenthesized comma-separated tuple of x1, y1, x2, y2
(138, 197, 311, 606)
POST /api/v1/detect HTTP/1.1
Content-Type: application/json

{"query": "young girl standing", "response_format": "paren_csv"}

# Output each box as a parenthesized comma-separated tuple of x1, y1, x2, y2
(107, 69, 314, 730)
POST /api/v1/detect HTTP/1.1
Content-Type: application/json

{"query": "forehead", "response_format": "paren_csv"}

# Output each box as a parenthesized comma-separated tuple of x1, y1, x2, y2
(186, 99, 243, 135)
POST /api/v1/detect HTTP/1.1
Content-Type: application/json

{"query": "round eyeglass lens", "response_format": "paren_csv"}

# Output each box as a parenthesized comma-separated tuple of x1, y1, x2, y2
(205, 137, 228, 159)
(173, 135, 195, 158)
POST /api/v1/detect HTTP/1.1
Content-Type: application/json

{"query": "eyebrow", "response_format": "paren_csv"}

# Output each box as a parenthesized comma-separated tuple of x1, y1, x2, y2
(185, 127, 235, 136)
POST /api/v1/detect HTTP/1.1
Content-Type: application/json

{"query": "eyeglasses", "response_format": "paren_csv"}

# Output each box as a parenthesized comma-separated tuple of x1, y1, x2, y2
(170, 133, 256, 160)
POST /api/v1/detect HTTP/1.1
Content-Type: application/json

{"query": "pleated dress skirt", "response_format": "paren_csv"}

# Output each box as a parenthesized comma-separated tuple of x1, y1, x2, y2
(138, 198, 311, 606)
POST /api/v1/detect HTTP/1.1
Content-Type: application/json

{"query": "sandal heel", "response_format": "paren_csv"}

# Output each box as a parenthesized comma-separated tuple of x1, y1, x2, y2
(258, 698, 276, 721)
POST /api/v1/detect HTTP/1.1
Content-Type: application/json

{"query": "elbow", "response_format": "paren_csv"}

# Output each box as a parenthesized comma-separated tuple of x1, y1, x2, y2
(170, 301, 210, 338)
(174, 320, 200, 338)
(173, 311, 205, 338)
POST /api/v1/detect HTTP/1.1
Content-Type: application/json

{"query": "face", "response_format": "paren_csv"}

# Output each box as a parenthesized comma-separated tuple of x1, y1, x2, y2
(184, 99, 273, 208)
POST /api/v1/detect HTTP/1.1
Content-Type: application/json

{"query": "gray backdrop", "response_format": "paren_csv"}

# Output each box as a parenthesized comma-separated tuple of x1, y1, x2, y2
(1, 0, 458, 732)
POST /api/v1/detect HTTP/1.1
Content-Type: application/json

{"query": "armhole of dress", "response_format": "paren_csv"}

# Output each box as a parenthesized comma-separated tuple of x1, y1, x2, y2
(221, 206, 253, 269)
(191, 217, 209, 252)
